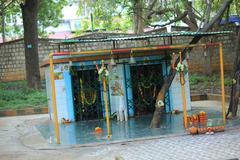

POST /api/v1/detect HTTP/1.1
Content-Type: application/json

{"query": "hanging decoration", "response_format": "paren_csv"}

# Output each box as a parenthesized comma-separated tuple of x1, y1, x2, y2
(137, 73, 156, 105)
(79, 79, 97, 106)
(84, 90, 97, 106)
(172, 52, 188, 75)
(96, 60, 109, 82)
(69, 66, 77, 76)
(186, 51, 190, 68)
(175, 62, 188, 74)
(171, 52, 176, 69)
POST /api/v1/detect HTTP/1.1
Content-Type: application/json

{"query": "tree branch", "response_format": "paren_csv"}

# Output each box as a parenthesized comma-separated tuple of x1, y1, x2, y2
(185, 1, 198, 30)
(146, 8, 174, 20)
(3, 0, 15, 10)
(174, 6, 198, 31)
(147, 0, 157, 13)
(150, 0, 233, 128)
(203, 0, 212, 26)
(149, 11, 188, 28)
(202, 0, 233, 31)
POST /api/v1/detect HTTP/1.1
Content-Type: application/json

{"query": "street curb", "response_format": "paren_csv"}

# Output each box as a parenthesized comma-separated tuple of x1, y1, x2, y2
(0, 107, 48, 117)
(190, 94, 230, 102)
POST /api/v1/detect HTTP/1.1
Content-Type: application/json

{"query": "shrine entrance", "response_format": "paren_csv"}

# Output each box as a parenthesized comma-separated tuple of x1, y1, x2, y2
(71, 67, 103, 121)
(130, 64, 164, 115)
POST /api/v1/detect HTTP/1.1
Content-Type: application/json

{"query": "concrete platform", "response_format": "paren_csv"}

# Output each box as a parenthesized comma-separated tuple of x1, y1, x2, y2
(0, 101, 239, 160)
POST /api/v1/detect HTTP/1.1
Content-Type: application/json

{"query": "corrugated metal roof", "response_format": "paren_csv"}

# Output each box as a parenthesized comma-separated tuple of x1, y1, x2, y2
(63, 31, 232, 43)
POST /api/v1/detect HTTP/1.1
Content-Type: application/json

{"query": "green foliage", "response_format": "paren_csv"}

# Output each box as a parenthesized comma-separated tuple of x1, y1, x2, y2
(189, 73, 232, 88)
(189, 74, 207, 86)
(0, 0, 68, 38)
(38, 0, 68, 36)
(0, 81, 47, 110)
(195, 0, 239, 18)
(0, 1, 23, 38)
(75, 0, 132, 34)
(224, 77, 232, 86)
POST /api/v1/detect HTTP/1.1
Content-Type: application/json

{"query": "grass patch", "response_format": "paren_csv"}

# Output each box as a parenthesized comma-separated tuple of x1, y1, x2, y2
(189, 73, 232, 93)
(189, 74, 207, 86)
(0, 81, 47, 110)
(189, 73, 232, 87)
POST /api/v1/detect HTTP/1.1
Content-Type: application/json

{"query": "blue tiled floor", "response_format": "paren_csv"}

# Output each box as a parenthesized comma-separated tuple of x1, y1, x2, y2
(36, 108, 240, 145)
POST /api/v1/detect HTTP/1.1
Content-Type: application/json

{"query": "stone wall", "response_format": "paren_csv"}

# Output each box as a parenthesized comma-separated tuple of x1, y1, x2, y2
(0, 39, 25, 81)
(0, 24, 238, 82)
(188, 24, 237, 74)
(0, 39, 60, 81)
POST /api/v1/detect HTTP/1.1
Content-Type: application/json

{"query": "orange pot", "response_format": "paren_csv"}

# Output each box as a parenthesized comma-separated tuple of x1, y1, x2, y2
(191, 114, 199, 127)
(214, 126, 225, 132)
(189, 126, 198, 135)
(95, 127, 102, 134)
(198, 127, 207, 134)
(199, 111, 206, 116)
(191, 114, 199, 122)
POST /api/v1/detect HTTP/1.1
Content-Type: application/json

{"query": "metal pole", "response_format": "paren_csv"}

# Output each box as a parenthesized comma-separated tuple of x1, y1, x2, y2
(219, 43, 226, 126)
(91, 13, 94, 32)
(103, 77, 111, 138)
(179, 52, 188, 128)
(49, 54, 60, 144)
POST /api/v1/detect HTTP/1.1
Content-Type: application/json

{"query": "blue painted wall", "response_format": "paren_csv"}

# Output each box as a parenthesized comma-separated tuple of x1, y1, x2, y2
(108, 64, 128, 121)
(47, 55, 191, 122)
(64, 71, 75, 121)
(169, 61, 191, 111)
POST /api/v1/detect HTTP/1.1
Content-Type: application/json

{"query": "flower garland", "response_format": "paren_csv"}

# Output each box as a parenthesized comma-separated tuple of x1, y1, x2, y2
(171, 53, 188, 75)
(96, 61, 109, 82)
(175, 62, 188, 75)
(83, 90, 97, 106)
(79, 79, 97, 106)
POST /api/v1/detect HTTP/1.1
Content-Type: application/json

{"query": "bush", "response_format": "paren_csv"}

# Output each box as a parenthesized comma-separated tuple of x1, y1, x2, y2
(0, 81, 47, 110)
(189, 74, 208, 86)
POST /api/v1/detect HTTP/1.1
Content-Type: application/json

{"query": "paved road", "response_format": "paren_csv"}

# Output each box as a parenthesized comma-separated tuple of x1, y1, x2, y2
(119, 128, 240, 160)
(0, 101, 240, 160)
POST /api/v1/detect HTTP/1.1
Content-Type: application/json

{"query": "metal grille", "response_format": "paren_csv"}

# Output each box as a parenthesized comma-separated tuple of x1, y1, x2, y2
(164, 59, 171, 112)
(130, 64, 164, 115)
(71, 66, 103, 121)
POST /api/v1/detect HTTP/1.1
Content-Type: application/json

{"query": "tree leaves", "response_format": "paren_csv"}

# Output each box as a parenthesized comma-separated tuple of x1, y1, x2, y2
(0, 0, 68, 38)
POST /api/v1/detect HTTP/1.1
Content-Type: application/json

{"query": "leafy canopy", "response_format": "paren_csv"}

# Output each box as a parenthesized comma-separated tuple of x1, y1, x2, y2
(0, 0, 68, 38)
(75, 0, 239, 34)
(75, 0, 132, 33)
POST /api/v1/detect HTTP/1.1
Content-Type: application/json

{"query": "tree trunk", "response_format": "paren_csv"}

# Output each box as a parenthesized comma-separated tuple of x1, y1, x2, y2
(150, 0, 233, 128)
(133, 0, 144, 34)
(21, 0, 41, 89)
(150, 36, 202, 128)
(226, 26, 240, 118)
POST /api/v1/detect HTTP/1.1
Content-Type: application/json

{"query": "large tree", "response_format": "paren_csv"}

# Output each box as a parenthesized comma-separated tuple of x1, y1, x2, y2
(19, 0, 67, 88)
(74, 0, 132, 33)
(149, 0, 234, 128)
(75, 0, 237, 125)
(0, 0, 67, 88)
(20, 0, 40, 89)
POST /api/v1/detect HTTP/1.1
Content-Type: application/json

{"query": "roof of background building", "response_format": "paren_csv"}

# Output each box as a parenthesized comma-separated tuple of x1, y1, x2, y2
(61, 31, 232, 43)
(220, 15, 240, 24)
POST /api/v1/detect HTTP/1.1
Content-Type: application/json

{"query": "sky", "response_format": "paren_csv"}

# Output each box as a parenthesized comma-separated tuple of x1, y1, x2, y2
(62, 5, 79, 20)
